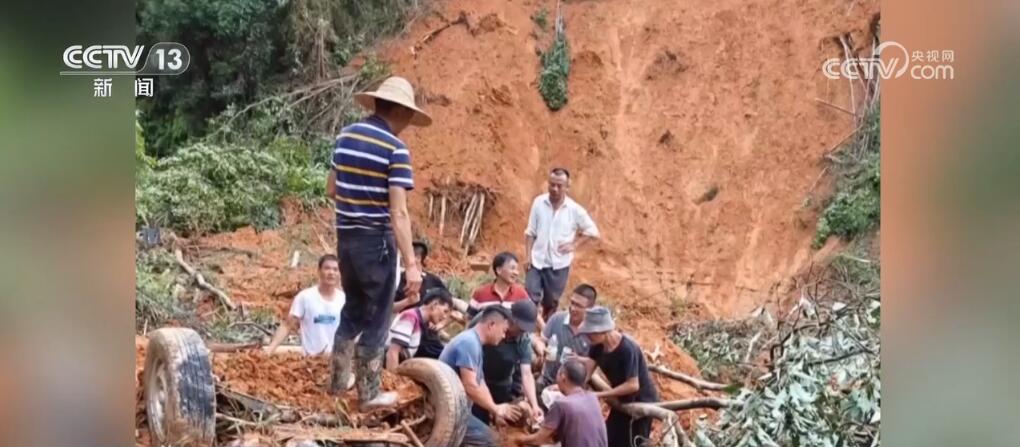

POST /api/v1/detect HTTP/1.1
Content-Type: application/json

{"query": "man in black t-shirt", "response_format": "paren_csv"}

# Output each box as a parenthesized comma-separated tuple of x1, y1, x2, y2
(572, 306, 658, 447)
(394, 241, 448, 358)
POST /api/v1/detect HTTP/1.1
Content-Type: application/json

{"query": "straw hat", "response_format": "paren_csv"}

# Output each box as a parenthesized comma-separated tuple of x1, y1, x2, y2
(354, 76, 432, 127)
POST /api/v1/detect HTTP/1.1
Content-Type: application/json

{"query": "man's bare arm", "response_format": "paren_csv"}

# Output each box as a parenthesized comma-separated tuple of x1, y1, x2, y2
(573, 234, 595, 252)
(460, 367, 500, 413)
(514, 427, 556, 446)
(265, 316, 299, 353)
(385, 344, 402, 371)
(525, 235, 535, 267)
(389, 186, 422, 294)
(326, 170, 336, 197)
(594, 376, 640, 399)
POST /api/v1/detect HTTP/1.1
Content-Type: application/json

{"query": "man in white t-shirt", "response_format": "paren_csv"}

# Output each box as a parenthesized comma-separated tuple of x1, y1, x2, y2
(266, 255, 346, 356)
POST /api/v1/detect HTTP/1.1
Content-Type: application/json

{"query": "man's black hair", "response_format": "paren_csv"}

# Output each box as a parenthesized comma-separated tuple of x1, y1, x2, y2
(491, 251, 518, 275)
(422, 287, 453, 307)
(478, 304, 511, 322)
(318, 254, 339, 269)
(561, 358, 587, 386)
(412, 241, 429, 261)
(573, 283, 597, 305)
(550, 167, 571, 179)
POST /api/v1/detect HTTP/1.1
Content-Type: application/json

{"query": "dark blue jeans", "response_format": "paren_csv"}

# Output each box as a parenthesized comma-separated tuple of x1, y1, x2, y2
(463, 414, 497, 447)
(334, 230, 397, 350)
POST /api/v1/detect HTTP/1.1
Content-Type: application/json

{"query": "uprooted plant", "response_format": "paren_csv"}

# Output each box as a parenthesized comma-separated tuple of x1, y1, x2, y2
(690, 241, 881, 447)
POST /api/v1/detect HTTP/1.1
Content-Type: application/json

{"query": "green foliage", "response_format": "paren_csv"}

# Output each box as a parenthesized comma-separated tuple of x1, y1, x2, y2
(694, 245, 881, 447)
(815, 105, 881, 247)
(136, 248, 185, 330)
(137, 0, 289, 157)
(673, 319, 768, 382)
(137, 143, 298, 234)
(137, 0, 421, 157)
(445, 273, 495, 302)
(532, 8, 549, 31)
(538, 26, 571, 110)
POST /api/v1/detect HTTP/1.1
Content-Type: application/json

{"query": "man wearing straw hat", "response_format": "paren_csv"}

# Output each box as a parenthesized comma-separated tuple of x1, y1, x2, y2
(326, 76, 431, 411)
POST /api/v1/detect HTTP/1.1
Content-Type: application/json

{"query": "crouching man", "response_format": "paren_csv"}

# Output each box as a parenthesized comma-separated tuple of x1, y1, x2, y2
(385, 288, 454, 370)
(439, 306, 525, 446)
(265, 255, 346, 358)
(511, 358, 608, 447)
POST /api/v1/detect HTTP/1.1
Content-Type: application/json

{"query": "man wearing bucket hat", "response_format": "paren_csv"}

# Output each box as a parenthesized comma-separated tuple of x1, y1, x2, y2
(326, 76, 432, 410)
(570, 306, 659, 447)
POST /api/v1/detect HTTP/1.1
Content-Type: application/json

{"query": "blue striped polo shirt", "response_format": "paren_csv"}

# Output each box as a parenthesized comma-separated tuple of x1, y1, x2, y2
(332, 116, 414, 231)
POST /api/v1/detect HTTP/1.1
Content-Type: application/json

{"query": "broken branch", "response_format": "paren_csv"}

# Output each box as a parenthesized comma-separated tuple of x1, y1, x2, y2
(439, 194, 448, 236)
(657, 397, 738, 411)
(174, 248, 236, 310)
(400, 420, 425, 447)
(648, 365, 730, 391)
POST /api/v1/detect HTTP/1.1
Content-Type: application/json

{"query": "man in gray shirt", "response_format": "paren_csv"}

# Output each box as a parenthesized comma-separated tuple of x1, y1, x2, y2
(538, 284, 597, 393)
(512, 359, 607, 447)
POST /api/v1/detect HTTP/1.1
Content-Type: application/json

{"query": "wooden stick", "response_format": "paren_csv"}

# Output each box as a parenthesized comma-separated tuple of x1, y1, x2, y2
(206, 341, 260, 353)
(813, 97, 856, 117)
(657, 397, 738, 411)
(460, 193, 479, 246)
(174, 248, 237, 310)
(648, 365, 730, 391)
(400, 420, 425, 447)
(838, 35, 858, 117)
(439, 194, 448, 236)
(469, 192, 485, 248)
(428, 193, 435, 222)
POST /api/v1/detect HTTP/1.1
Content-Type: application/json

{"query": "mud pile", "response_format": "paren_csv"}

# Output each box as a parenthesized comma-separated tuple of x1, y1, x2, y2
(211, 351, 423, 413)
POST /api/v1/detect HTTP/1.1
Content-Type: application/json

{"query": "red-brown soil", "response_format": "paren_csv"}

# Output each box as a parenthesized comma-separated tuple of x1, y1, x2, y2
(139, 0, 880, 442)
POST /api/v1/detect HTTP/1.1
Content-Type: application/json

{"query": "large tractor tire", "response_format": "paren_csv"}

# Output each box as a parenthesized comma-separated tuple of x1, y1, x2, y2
(396, 358, 470, 447)
(144, 327, 216, 447)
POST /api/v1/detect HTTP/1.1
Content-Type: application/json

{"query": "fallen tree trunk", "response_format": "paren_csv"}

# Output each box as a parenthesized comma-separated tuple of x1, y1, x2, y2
(648, 364, 730, 391)
(588, 375, 693, 447)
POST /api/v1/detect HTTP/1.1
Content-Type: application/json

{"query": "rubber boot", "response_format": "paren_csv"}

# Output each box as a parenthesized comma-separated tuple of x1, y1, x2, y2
(328, 338, 356, 395)
(355, 346, 397, 411)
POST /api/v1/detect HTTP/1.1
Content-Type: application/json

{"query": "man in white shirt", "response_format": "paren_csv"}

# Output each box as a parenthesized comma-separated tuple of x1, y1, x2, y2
(525, 168, 600, 321)
(266, 255, 347, 357)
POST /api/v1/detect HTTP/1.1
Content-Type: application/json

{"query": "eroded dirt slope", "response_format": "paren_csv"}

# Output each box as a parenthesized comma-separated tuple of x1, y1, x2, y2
(377, 0, 878, 322)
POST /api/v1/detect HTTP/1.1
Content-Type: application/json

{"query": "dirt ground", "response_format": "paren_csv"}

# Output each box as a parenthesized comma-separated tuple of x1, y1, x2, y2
(138, 0, 879, 443)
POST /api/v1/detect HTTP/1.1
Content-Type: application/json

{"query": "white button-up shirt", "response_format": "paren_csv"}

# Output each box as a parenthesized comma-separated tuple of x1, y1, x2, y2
(525, 194, 600, 270)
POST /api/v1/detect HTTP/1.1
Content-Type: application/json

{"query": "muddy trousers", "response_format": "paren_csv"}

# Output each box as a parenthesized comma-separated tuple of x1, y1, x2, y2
(606, 410, 653, 447)
(334, 229, 398, 349)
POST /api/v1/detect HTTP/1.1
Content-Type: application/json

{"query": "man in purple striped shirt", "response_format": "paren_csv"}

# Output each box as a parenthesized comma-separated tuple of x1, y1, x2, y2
(325, 77, 431, 411)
